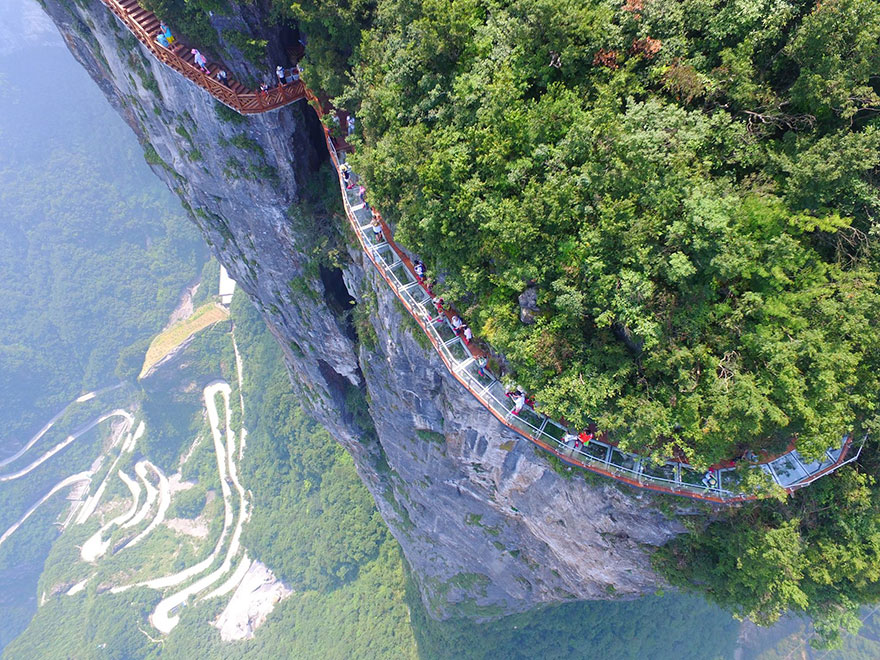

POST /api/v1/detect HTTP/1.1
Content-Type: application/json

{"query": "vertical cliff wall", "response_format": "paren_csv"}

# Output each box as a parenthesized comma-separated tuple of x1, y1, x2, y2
(40, 0, 686, 617)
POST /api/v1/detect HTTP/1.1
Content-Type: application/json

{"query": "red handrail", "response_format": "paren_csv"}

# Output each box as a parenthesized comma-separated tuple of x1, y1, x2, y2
(100, 0, 305, 114)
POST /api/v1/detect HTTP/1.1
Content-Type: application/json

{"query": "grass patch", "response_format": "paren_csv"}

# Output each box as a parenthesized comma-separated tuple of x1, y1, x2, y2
(416, 429, 445, 445)
(214, 101, 246, 124)
(139, 303, 229, 378)
(142, 142, 169, 171)
(228, 134, 265, 157)
(175, 124, 193, 145)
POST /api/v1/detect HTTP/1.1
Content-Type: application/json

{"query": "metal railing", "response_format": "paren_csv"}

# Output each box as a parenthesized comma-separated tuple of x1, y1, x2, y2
(316, 130, 857, 502)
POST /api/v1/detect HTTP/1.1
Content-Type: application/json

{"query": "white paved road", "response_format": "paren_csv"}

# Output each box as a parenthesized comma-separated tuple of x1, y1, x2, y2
(0, 384, 122, 468)
(0, 410, 133, 482)
(149, 381, 247, 633)
(0, 472, 92, 548)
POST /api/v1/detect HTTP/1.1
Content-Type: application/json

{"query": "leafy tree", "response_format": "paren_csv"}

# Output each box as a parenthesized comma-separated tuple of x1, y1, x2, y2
(656, 447, 880, 648)
(326, 0, 880, 469)
(284, 0, 880, 644)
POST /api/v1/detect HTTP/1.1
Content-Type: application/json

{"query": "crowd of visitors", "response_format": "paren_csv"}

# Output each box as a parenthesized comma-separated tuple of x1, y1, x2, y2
(153, 23, 303, 99)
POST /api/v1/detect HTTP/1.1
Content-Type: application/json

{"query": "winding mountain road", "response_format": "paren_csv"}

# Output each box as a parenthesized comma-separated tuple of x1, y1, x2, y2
(75, 415, 136, 525)
(111, 382, 239, 598)
(149, 381, 248, 633)
(0, 410, 133, 483)
(122, 461, 170, 550)
(0, 384, 122, 468)
(0, 472, 92, 548)
(121, 461, 158, 530)
(80, 469, 143, 562)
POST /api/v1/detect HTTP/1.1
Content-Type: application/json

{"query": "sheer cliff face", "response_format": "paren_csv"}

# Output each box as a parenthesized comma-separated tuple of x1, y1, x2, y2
(43, 0, 685, 617)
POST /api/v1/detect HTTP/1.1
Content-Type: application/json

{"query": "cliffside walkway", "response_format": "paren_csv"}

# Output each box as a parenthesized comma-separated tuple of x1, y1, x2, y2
(103, 1, 861, 503)
(322, 147, 859, 503)
(101, 0, 306, 114)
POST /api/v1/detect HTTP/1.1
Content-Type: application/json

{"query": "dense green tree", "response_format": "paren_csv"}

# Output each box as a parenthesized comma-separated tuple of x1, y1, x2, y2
(326, 0, 880, 469)
(656, 445, 880, 648)
(282, 0, 880, 645)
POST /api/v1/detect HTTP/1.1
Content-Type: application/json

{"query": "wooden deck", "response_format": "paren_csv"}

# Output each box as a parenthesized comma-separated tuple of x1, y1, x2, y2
(100, 0, 306, 114)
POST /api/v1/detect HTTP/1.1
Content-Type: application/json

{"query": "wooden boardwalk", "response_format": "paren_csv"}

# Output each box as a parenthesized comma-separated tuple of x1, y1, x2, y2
(101, 0, 306, 113)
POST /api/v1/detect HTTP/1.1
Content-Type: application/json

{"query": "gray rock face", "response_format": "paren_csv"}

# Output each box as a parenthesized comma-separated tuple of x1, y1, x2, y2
(518, 286, 539, 325)
(41, 0, 686, 617)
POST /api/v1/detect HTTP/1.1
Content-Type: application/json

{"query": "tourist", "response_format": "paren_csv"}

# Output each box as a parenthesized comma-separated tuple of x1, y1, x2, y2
(451, 315, 463, 334)
(276, 65, 286, 84)
(563, 432, 578, 449)
(579, 430, 594, 446)
(413, 260, 426, 281)
(191, 49, 210, 74)
(216, 69, 228, 86)
(156, 32, 169, 48)
(431, 296, 445, 323)
(358, 185, 367, 205)
(371, 215, 384, 243)
(477, 356, 490, 379)
(702, 470, 717, 489)
(340, 163, 353, 189)
(507, 389, 527, 416)
(160, 22, 174, 45)
(462, 325, 473, 344)
(290, 66, 301, 82)
(347, 115, 355, 135)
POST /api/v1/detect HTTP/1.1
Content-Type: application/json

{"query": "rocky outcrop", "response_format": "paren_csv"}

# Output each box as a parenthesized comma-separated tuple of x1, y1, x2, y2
(41, 0, 686, 617)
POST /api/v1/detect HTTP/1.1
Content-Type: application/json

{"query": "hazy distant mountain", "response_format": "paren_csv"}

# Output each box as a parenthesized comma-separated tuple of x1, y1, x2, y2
(0, 0, 63, 55)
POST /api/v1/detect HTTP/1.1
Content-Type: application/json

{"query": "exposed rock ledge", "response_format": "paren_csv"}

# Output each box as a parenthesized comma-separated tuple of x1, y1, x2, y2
(40, 0, 687, 618)
(214, 560, 292, 641)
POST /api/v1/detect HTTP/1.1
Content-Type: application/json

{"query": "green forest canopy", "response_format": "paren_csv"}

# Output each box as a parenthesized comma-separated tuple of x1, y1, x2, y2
(289, 0, 880, 469)
(4, 288, 744, 659)
(0, 39, 204, 649)
(87, 0, 880, 648)
(0, 47, 204, 441)
(281, 0, 880, 647)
